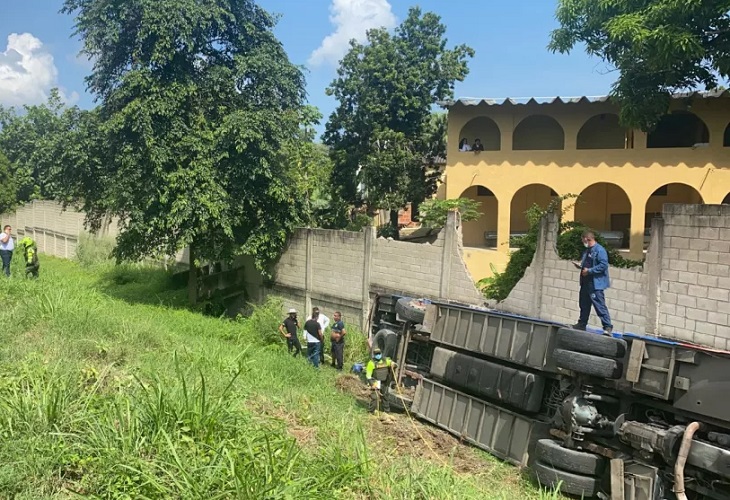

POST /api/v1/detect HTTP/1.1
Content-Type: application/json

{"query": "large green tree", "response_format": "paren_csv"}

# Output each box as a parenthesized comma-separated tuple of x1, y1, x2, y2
(62, 0, 306, 276)
(0, 90, 77, 202)
(324, 7, 473, 237)
(0, 152, 18, 214)
(549, 0, 730, 130)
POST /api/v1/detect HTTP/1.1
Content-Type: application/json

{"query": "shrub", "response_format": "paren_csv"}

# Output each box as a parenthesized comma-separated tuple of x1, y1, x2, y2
(479, 195, 643, 302)
(419, 198, 481, 228)
(76, 233, 116, 267)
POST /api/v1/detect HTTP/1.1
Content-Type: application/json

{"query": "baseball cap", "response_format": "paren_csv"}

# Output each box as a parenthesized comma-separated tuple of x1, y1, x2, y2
(288, 308, 297, 314)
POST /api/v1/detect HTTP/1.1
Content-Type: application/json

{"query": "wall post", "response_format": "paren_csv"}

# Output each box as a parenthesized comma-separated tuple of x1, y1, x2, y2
(304, 228, 313, 315)
(439, 210, 459, 298)
(644, 218, 664, 335)
(362, 226, 375, 330)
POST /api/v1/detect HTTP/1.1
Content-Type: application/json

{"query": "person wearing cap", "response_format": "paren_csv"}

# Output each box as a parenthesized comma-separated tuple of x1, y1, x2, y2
(365, 348, 396, 413)
(279, 308, 302, 357)
(18, 236, 39, 278)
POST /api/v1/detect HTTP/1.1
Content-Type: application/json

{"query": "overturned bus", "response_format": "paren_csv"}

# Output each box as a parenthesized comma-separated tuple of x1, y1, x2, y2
(369, 295, 730, 500)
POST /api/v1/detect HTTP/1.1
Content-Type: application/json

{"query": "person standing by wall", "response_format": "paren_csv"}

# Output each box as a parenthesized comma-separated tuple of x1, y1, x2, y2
(312, 307, 330, 365)
(330, 311, 346, 371)
(304, 311, 323, 368)
(0, 225, 14, 277)
(279, 308, 302, 357)
(572, 230, 613, 336)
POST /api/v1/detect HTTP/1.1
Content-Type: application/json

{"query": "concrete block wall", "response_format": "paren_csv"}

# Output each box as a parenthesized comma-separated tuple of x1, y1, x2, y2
(259, 211, 485, 329)
(657, 204, 730, 348)
(371, 236, 443, 297)
(498, 204, 730, 350)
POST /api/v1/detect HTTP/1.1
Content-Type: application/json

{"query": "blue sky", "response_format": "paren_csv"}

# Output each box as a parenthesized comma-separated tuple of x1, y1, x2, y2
(1, 0, 617, 132)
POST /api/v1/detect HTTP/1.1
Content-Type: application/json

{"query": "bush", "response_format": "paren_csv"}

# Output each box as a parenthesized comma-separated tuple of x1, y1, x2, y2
(376, 224, 398, 239)
(419, 198, 481, 228)
(75, 233, 116, 267)
(479, 196, 643, 302)
(557, 222, 644, 269)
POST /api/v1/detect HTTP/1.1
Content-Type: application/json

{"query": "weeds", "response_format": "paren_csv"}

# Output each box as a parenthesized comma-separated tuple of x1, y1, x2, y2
(0, 256, 555, 499)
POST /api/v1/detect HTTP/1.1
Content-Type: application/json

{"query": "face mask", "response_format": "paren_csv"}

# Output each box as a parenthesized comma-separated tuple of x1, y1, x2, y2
(374, 354, 382, 361)
(583, 242, 589, 248)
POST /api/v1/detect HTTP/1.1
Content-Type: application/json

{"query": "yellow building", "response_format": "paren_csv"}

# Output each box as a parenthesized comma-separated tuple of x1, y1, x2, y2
(442, 91, 730, 281)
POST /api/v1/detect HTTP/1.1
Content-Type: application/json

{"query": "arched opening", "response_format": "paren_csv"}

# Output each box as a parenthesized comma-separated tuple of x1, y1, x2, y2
(724, 123, 730, 147)
(647, 111, 709, 148)
(723, 193, 730, 205)
(459, 117, 501, 151)
(577, 113, 626, 149)
(513, 115, 565, 150)
(575, 183, 632, 249)
(510, 184, 559, 241)
(460, 186, 498, 248)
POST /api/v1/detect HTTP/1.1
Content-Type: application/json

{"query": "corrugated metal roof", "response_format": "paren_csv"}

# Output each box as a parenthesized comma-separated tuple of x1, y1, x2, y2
(440, 89, 730, 108)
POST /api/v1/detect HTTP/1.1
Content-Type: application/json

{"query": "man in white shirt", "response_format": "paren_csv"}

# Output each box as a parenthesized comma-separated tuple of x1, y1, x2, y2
(0, 225, 14, 277)
(312, 307, 330, 365)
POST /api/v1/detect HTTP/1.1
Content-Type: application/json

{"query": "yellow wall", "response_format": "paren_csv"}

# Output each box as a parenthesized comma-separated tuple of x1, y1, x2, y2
(460, 185, 498, 247)
(463, 247, 511, 281)
(445, 96, 730, 268)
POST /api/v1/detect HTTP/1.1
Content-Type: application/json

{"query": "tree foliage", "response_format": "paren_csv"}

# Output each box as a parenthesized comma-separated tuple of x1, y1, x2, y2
(61, 0, 306, 270)
(324, 7, 473, 233)
(0, 90, 77, 202)
(549, 0, 730, 130)
(419, 198, 481, 228)
(0, 152, 18, 214)
(281, 106, 337, 228)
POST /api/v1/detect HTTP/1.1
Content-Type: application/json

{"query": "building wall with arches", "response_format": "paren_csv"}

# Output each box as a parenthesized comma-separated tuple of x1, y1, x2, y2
(444, 94, 730, 279)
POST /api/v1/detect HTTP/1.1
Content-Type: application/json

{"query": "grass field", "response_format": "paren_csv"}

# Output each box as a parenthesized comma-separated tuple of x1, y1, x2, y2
(0, 249, 558, 499)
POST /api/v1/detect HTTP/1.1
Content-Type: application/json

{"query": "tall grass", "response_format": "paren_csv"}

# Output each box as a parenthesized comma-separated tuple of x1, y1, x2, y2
(0, 255, 558, 499)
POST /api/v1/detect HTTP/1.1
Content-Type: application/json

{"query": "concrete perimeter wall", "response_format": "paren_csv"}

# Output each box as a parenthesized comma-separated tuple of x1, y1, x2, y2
(498, 204, 730, 350)
(256, 210, 485, 329)
(0, 200, 186, 263)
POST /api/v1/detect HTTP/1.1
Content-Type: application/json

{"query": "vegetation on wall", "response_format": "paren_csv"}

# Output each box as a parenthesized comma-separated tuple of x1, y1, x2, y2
(419, 198, 481, 228)
(479, 196, 643, 302)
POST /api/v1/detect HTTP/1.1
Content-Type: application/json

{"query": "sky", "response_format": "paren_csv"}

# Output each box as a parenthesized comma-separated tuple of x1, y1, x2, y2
(0, 0, 618, 134)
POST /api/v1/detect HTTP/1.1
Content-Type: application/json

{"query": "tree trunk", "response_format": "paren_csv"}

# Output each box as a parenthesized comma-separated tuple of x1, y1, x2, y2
(411, 201, 420, 222)
(389, 209, 400, 240)
(188, 244, 198, 306)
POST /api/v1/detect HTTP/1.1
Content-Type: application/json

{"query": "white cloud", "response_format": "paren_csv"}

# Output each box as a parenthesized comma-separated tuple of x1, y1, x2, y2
(0, 33, 78, 107)
(308, 0, 397, 67)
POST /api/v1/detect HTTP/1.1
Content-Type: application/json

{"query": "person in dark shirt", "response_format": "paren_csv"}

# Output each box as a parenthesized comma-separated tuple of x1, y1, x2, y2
(278, 308, 302, 357)
(304, 312, 323, 368)
(472, 138, 485, 151)
(330, 311, 346, 371)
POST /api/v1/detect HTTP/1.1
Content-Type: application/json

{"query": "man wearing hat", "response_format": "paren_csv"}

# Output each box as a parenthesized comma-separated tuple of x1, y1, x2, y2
(279, 308, 302, 357)
(365, 347, 396, 414)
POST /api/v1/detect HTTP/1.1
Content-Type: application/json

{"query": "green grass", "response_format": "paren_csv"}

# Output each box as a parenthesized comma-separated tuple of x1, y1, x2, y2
(0, 251, 559, 499)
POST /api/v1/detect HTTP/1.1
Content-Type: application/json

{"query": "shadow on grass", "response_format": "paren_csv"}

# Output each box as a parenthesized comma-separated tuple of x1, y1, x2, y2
(95, 264, 190, 309)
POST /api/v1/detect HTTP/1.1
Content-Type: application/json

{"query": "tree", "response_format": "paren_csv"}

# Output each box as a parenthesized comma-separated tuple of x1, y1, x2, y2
(281, 106, 337, 228)
(61, 0, 306, 279)
(549, 0, 730, 130)
(0, 152, 18, 214)
(0, 90, 73, 201)
(324, 7, 473, 237)
(419, 198, 481, 228)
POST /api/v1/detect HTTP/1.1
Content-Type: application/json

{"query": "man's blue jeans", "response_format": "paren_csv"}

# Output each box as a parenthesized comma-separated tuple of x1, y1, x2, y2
(0, 250, 12, 277)
(307, 342, 321, 368)
(578, 281, 612, 329)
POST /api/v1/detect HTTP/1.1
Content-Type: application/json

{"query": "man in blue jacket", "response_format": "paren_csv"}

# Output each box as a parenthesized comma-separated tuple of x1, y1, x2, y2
(572, 230, 613, 336)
